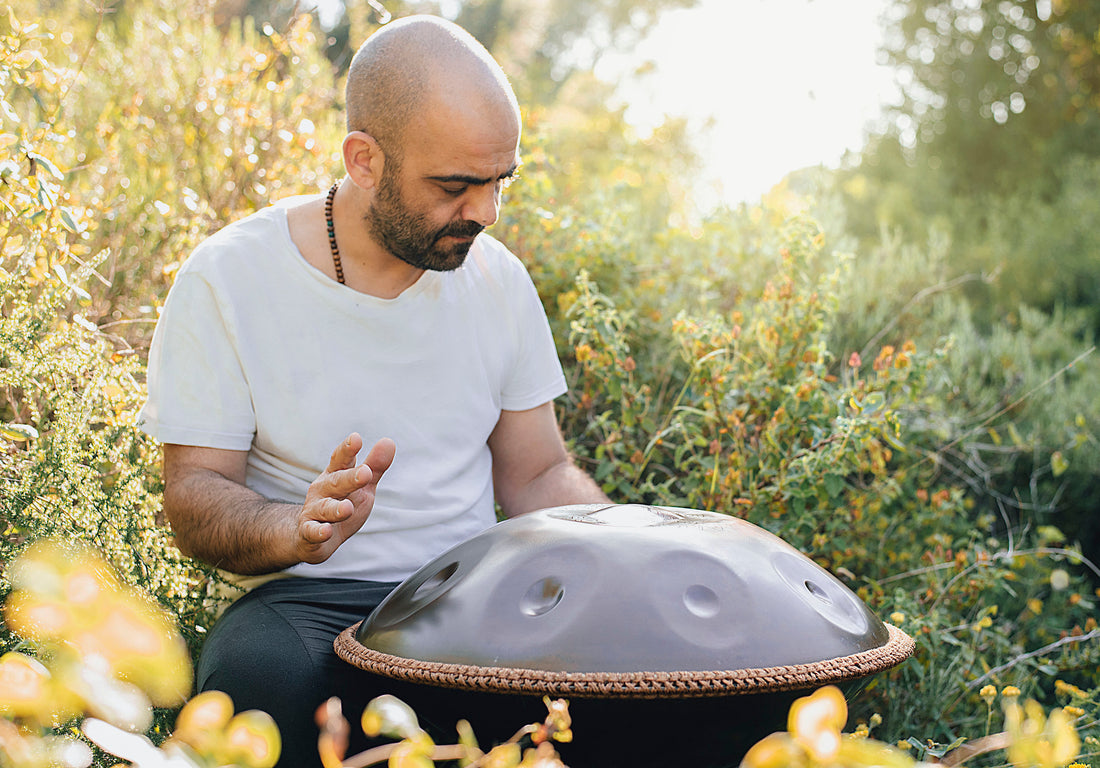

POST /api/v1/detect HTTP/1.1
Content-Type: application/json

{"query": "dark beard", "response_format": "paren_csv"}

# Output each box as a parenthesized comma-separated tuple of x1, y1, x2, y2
(366, 171, 484, 272)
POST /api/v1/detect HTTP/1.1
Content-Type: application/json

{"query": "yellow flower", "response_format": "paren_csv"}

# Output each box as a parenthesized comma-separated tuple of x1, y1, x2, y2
(1054, 680, 1087, 699)
(743, 688, 915, 768)
(889, 612, 906, 624)
(555, 290, 578, 313)
(973, 616, 993, 631)
(789, 686, 848, 762)
(0, 652, 57, 722)
(981, 685, 998, 705)
(482, 742, 523, 768)
(1004, 699, 1081, 768)
(1003, 686, 1022, 698)
(217, 709, 282, 768)
(542, 697, 572, 744)
(741, 732, 807, 768)
(387, 736, 436, 768)
(361, 695, 422, 741)
(836, 736, 916, 768)
(4, 541, 191, 707)
(170, 690, 235, 755)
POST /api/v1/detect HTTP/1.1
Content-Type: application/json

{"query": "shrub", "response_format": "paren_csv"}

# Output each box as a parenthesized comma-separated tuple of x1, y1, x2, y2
(0, 1, 220, 659)
(510, 176, 1100, 750)
(30, 0, 344, 342)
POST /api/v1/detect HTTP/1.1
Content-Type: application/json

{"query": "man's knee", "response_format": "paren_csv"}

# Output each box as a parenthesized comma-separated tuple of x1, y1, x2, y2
(196, 592, 329, 768)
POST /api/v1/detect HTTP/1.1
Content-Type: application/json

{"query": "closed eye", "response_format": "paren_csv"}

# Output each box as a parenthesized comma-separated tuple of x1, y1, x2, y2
(429, 164, 520, 197)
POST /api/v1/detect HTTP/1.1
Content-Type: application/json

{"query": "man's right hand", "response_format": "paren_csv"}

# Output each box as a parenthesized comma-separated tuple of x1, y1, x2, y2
(161, 436, 396, 575)
(297, 433, 396, 565)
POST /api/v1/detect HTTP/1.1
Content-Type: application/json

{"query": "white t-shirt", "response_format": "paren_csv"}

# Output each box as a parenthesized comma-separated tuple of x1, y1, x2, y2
(139, 201, 567, 581)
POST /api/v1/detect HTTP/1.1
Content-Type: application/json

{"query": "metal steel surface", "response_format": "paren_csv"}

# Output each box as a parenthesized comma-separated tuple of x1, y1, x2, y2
(354, 504, 891, 674)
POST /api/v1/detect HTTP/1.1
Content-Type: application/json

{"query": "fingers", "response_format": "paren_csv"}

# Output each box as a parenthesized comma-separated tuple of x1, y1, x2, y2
(316, 465, 368, 500)
(320, 437, 395, 495)
(299, 518, 333, 545)
(316, 496, 353, 522)
(326, 432, 363, 473)
(300, 436, 395, 563)
(364, 437, 396, 480)
(299, 496, 351, 540)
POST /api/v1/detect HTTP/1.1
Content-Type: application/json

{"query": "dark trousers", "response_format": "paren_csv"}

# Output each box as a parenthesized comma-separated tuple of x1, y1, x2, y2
(196, 577, 417, 768)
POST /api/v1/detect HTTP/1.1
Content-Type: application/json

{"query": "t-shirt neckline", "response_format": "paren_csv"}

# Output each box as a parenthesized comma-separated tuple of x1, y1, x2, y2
(272, 202, 445, 306)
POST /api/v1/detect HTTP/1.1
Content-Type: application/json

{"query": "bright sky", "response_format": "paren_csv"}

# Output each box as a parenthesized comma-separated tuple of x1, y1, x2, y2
(596, 0, 900, 208)
(319, 0, 900, 209)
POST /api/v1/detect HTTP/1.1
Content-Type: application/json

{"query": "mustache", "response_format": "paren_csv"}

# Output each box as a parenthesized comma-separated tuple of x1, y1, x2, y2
(435, 220, 484, 241)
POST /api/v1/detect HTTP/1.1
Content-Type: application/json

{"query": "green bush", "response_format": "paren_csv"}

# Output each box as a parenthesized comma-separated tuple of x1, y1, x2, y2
(0, 3, 214, 656)
(504, 159, 1100, 753)
(34, 0, 345, 340)
(953, 155, 1100, 335)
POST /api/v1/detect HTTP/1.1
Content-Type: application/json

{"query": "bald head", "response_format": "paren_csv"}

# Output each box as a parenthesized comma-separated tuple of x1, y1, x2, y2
(345, 16, 520, 156)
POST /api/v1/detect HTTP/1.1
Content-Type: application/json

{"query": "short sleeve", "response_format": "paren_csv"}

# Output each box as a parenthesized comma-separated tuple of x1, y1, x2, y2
(498, 263, 567, 412)
(138, 270, 256, 450)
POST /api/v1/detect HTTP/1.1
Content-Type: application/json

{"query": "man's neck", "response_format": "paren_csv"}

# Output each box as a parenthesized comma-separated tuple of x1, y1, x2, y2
(285, 194, 425, 300)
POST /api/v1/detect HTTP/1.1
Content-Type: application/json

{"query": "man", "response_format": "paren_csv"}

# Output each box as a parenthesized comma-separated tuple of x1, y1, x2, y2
(139, 15, 608, 766)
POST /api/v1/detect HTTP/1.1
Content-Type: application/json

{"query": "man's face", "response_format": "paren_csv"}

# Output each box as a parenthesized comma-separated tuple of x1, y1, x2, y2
(365, 155, 485, 272)
(365, 94, 521, 272)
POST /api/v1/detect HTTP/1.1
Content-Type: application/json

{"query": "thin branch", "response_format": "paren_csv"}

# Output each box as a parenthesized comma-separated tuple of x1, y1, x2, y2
(343, 743, 467, 768)
(343, 722, 541, 768)
(965, 629, 1100, 690)
(859, 270, 996, 359)
(366, 0, 392, 24)
(914, 346, 1095, 472)
(52, 0, 114, 122)
(877, 546, 1100, 586)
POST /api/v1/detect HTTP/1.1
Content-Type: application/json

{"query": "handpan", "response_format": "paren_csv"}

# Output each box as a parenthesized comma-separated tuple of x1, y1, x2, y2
(335, 503, 913, 699)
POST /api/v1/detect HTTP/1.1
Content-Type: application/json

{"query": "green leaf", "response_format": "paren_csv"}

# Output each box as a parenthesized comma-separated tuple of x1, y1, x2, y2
(1, 423, 39, 441)
(28, 152, 65, 180)
(0, 99, 19, 123)
(881, 428, 906, 451)
(1006, 423, 1025, 448)
(921, 738, 967, 758)
(59, 207, 81, 233)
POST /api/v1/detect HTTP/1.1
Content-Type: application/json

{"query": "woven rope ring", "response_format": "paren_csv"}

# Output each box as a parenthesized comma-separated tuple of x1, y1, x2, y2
(335, 622, 914, 700)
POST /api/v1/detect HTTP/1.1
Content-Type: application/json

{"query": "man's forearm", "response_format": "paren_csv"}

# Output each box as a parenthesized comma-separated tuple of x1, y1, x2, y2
(500, 458, 609, 518)
(162, 434, 394, 576)
(164, 467, 303, 575)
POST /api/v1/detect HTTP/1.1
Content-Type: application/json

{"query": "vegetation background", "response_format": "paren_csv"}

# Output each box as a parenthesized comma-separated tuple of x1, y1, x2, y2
(1, 0, 1098, 764)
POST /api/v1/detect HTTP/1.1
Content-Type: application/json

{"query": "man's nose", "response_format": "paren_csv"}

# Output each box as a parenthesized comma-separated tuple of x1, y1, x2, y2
(462, 184, 501, 228)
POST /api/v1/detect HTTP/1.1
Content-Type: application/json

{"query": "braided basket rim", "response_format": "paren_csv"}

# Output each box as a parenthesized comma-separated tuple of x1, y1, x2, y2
(334, 622, 915, 699)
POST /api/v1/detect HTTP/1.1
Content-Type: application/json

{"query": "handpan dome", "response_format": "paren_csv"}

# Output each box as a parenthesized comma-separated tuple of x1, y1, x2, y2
(336, 504, 913, 698)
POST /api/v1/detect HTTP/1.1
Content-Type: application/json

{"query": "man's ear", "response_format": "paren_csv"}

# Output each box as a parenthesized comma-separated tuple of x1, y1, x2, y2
(342, 131, 386, 191)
